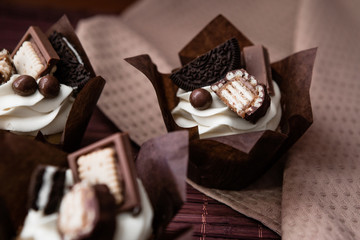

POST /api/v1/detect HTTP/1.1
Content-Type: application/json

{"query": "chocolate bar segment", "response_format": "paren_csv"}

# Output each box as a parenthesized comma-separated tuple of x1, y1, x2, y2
(68, 132, 141, 215)
(243, 45, 274, 95)
(11, 26, 60, 79)
(211, 69, 271, 123)
(58, 182, 116, 240)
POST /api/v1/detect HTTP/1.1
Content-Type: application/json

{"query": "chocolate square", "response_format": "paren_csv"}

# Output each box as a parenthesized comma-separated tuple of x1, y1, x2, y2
(11, 26, 60, 77)
(68, 132, 141, 215)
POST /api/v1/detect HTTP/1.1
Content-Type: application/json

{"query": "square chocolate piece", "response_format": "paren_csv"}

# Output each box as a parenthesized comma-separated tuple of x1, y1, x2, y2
(68, 132, 141, 215)
(11, 26, 60, 79)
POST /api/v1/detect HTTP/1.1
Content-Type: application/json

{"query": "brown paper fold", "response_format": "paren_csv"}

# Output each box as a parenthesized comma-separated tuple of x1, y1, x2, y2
(126, 14, 316, 190)
(0, 130, 68, 231)
(135, 130, 189, 239)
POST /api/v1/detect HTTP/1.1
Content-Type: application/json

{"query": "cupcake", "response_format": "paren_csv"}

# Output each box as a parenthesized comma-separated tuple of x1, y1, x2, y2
(0, 15, 105, 152)
(3, 131, 189, 239)
(126, 15, 316, 190)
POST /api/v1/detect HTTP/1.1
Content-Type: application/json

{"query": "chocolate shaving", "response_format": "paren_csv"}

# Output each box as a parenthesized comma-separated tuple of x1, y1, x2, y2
(126, 14, 316, 190)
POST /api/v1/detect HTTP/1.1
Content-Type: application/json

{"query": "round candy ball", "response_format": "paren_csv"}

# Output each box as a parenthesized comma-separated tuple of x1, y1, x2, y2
(12, 75, 37, 96)
(189, 88, 213, 110)
(38, 75, 60, 98)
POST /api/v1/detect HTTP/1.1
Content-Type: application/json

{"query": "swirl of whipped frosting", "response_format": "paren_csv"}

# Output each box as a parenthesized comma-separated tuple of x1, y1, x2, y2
(172, 80, 282, 139)
(0, 74, 74, 136)
(20, 177, 153, 240)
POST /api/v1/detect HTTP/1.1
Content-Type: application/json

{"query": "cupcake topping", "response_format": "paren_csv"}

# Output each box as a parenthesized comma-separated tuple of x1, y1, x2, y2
(190, 88, 213, 110)
(211, 69, 270, 123)
(170, 38, 241, 91)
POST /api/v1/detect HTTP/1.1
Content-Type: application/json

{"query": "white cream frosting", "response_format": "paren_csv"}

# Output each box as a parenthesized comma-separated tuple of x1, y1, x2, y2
(172, 80, 282, 139)
(19, 179, 153, 240)
(0, 74, 74, 136)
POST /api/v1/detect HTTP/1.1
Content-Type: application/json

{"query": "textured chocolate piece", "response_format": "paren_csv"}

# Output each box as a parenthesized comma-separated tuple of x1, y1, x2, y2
(68, 132, 141, 214)
(126, 14, 316, 190)
(170, 38, 240, 91)
(0, 130, 67, 230)
(28, 165, 68, 215)
(48, 31, 91, 95)
(189, 88, 212, 110)
(0, 49, 15, 83)
(11, 26, 60, 78)
(211, 69, 270, 123)
(58, 182, 116, 240)
(38, 74, 60, 98)
(12, 75, 37, 96)
(243, 45, 274, 95)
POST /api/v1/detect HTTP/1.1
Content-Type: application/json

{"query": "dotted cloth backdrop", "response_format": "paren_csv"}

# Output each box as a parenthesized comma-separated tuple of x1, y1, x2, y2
(76, 0, 360, 238)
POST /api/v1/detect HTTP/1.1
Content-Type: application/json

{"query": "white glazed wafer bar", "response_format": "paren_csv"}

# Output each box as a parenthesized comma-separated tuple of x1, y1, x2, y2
(77, 147, 124, 204)
(211, 69, 271, 123)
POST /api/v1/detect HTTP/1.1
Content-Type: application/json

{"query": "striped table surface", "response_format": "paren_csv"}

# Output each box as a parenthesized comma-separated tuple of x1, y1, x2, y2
(0, 5, 280, 239)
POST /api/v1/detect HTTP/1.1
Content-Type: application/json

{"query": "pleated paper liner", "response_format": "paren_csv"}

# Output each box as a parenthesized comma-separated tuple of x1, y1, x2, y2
(0, 130, 190, 239)
(126, 14, 317, 190)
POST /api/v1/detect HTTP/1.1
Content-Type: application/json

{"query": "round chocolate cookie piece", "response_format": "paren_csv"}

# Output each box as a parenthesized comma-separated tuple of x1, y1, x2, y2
(58, 182, 116, 240)
(12, 75, 37, 96)
(170, 38, 241, 91)
(38, 75, 60, 98)
(190, 88, 213, 110)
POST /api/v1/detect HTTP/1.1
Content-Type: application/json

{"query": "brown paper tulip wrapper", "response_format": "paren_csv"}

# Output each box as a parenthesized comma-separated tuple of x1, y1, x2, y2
(0, 130, 190, 239)
(126, 14, 317, 190)
(37, 15, 105, 152)
(135, 130, 190, 239)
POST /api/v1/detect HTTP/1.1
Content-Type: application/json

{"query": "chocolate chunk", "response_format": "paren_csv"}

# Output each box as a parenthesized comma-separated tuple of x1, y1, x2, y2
(58, 182, 116, 240)
(11, 26, 60, 79)
(243, 45, 274, 95)
(170, 38, 241, 91)
(12, 75, 37, 96)
(0, 49, 15, 84)
(27, 165, 68, 215)
(211, 69, 270, 123)
(38, 75, 60, 98)
(190, 88, 213, 110)
(68, 132, 141, 214)
(48, 31, 91, 96)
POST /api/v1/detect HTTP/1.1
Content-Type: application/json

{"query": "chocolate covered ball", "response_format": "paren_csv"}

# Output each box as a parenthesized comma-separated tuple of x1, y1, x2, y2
(38, 75, 60, 98)
(190, 88, 213, 110)
(12, 75, 37, 96)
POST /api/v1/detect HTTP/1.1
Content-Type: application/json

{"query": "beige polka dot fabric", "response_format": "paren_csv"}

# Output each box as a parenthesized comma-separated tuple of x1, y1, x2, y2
(281, 0, 360, 239)
(76, 16, 169, 145)
(76, 0, 360, 238)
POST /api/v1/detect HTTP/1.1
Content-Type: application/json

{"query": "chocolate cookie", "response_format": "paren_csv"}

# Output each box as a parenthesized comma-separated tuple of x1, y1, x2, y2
(170, 38, 240, 91)
(48, 31, 91, 95)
